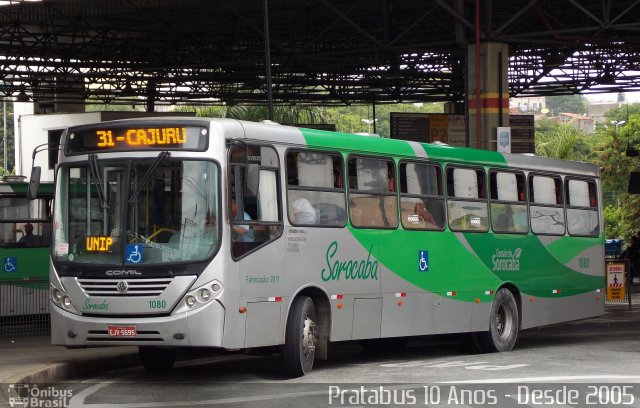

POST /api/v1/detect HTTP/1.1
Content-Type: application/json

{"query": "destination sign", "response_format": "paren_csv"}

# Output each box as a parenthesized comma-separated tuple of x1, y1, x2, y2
(65, 124, 209, 153)
(86, 236, 113, 252)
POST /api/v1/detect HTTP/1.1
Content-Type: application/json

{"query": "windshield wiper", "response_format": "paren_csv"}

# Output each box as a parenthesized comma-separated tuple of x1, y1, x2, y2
(128, 151, 170, 203)
(88, 154, 109, 210)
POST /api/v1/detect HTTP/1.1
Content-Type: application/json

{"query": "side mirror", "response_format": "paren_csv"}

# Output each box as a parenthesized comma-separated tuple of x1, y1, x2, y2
(27, 166, 42, 200)
(244, 164, 260, 198)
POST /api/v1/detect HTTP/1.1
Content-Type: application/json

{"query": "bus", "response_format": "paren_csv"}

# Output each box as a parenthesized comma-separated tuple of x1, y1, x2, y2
(39, 118, 604, 376)
(0, 177, 53, 320)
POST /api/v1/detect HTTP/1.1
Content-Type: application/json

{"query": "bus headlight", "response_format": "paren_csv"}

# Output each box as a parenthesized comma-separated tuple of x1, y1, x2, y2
(50, 283, 79, 314)
(199, 289, 211, 301)
(52, 287, 63, 302)
(173, 280, 223, 315)
(186, 296, 197, 308)
(62, 296, 72, 308)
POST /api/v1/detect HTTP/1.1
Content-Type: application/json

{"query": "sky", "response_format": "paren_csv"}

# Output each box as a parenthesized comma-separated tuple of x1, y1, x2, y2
(585, 92, 640, 103)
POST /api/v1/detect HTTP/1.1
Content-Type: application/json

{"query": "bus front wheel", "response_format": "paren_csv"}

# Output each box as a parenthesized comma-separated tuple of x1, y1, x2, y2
(473, 288, 519, 353)
(283, 296, 316, 377)
(139, 346, 177, 372)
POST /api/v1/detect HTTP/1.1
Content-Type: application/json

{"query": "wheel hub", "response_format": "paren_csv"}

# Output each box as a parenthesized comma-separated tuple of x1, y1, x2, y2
(302, 316, 316, 360)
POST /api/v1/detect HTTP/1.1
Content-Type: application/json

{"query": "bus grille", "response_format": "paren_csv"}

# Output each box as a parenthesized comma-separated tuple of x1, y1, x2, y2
(76, 278, 173, 296)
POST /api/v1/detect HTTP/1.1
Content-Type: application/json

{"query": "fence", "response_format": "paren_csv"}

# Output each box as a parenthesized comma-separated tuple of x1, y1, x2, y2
(0, 278, 50, 336)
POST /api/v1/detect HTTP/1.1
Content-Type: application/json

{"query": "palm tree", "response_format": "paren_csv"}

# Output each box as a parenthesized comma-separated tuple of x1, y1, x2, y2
(535, 122, 589, 161)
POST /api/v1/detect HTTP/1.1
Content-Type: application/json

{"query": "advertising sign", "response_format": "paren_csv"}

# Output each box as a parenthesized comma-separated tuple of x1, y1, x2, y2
(497, 127, 511, 153)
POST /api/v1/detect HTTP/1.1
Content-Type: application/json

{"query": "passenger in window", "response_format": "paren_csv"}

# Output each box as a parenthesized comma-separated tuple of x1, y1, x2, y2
(414, 202, 436, 227)
(18, 223, 38, 247)
(291, 197, 318, 225)
(333, 161, 343, 188)
(231, 197, 254, 242)
(387, 164, 395, 192)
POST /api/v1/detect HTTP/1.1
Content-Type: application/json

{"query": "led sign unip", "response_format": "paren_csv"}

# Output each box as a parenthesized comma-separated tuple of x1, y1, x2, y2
(86, 236, 113, 252)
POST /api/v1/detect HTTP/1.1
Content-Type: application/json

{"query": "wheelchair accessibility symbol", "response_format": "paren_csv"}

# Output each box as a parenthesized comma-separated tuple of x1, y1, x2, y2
(418, 250, 429, 272)
(3, 257, 17, 273)
(125, 244, 143, 264)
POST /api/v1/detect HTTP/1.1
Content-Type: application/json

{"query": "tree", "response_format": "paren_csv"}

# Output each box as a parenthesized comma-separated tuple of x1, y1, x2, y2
(545, 95, 588, 115)
(171, 104, 325, 124)
(325, 102, 444, 137)
(591, 113, 640, 241)
(534, 119, 592, 161)
(0, 102, 15, 176)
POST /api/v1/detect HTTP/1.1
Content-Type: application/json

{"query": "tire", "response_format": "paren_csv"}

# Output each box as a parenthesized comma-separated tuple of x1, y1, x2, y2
(283, 296, 316, 377)
(472, 288, 519, 353)
(139, 346, 177, 372)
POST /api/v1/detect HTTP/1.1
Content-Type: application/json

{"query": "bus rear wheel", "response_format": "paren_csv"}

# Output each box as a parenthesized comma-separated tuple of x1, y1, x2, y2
(473, 288, 519, 353)
(283, 296, 316, 377)
(139, 346, 177, 372)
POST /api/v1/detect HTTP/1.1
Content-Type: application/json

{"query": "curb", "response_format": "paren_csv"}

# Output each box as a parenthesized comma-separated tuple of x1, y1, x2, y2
(8, 352, 140, 385)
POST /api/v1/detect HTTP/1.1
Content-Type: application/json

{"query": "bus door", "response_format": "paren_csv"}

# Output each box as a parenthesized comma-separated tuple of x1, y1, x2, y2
(229, 144, 285, 348)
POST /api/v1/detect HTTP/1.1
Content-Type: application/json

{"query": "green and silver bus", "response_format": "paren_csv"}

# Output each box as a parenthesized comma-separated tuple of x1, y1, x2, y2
(42, 118, 604, 376)
(0, 177, 53, 318)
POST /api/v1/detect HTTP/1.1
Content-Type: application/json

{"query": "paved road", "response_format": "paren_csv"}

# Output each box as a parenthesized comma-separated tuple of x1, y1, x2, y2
(25, 324, 640, 408)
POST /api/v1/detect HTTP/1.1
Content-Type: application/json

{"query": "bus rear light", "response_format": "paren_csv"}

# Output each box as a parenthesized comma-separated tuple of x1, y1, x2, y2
(337, 303, 343, 309)
(529, 297, 535, 302)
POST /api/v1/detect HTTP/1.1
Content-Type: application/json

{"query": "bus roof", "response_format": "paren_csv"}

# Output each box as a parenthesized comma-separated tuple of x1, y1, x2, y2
(64, 117, 599, 178)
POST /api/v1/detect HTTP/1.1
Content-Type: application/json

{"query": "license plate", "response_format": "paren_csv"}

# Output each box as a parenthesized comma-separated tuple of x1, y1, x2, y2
(107, 325, 137, 337)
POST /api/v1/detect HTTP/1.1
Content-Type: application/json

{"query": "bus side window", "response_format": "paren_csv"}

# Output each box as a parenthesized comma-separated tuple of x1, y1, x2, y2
(446, 167, 488, 232)
(529, 174, 565, 235)
(566, 178, 599, 236)
(490, 171, 528, 234)
(0, 196, 52, 248)
(399, 161, 445, 230)
(286, 151, 346, 227)
(348, 156, 397, 229)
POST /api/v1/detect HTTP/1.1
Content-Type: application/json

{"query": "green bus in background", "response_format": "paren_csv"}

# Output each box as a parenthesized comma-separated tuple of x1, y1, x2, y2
(0, 177, 53, 317)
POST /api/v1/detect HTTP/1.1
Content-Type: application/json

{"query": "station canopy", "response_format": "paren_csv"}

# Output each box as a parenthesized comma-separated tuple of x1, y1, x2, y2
(1, 0, 640, 107)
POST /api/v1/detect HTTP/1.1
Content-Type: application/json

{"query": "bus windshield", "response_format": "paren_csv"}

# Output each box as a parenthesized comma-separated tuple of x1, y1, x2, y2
(52, 159, 220, 266)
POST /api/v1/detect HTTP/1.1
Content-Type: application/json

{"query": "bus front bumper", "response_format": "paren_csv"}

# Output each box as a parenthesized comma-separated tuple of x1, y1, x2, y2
(50, 299, 226, 348)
